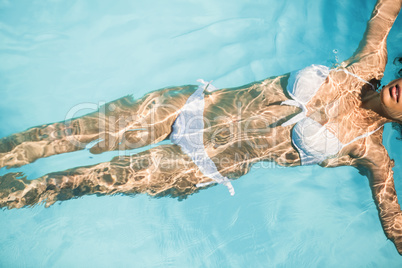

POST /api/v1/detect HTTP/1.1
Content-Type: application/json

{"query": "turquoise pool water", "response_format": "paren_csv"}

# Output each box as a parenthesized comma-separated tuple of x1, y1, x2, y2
(1, 0, 402, 266)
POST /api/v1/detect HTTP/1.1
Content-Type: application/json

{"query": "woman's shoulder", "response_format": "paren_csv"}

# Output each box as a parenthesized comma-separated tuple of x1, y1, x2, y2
(340, 52, 387, 82)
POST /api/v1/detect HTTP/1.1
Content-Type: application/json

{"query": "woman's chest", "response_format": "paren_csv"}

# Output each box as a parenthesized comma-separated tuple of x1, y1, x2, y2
(304, 80, 377, 146)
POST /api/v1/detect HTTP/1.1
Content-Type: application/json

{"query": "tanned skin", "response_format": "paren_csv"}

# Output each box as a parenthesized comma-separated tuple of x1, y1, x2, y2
(1, 0, 402, 255)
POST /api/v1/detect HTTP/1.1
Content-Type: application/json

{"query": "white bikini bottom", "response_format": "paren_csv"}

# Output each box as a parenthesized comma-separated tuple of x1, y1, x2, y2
(170, 79, 235, 196)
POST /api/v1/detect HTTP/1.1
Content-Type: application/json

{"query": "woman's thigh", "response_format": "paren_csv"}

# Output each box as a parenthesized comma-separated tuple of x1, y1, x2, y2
(0, 85, 198, 168)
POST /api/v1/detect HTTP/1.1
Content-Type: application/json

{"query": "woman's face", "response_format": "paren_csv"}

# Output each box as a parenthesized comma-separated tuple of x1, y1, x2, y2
(380, 78, 402, 121)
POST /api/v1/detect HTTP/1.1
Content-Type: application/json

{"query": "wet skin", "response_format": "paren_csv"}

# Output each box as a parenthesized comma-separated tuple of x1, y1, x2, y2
(1, 0, 402, 256)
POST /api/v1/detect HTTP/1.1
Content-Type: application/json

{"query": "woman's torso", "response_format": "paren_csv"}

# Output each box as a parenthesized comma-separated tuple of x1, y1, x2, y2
(201, 64, 387, 177)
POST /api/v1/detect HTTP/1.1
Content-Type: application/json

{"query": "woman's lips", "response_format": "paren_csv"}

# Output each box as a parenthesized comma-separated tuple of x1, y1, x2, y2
(389, 86, 400, 102)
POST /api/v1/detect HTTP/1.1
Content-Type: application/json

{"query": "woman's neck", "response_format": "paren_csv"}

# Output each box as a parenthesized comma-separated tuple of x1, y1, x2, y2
(361, 89, 392, 123)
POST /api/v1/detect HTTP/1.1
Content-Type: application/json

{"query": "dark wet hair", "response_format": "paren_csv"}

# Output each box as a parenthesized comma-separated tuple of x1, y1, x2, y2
(392, 122, 402, 140)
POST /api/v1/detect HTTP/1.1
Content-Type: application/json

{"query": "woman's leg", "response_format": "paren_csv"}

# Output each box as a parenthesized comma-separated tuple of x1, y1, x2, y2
(0, 144, 214, 209)
(0, 85, 197, 169)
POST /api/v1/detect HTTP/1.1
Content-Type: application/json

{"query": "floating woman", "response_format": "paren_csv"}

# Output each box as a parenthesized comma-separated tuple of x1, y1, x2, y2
(1, 0, 402, 255)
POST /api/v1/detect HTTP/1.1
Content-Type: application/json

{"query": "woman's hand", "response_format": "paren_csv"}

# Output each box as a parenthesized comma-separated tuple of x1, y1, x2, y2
(386, 211, 402, 255)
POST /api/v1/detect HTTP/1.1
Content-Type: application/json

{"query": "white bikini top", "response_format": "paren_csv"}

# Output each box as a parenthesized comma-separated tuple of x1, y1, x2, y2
(281, 64, 383, 165)
(170, 65, 382, 194)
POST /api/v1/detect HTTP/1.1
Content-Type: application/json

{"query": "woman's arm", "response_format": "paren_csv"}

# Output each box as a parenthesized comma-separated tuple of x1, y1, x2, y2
(355, 143, 402, 255)
(342, 0, 402, 77)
